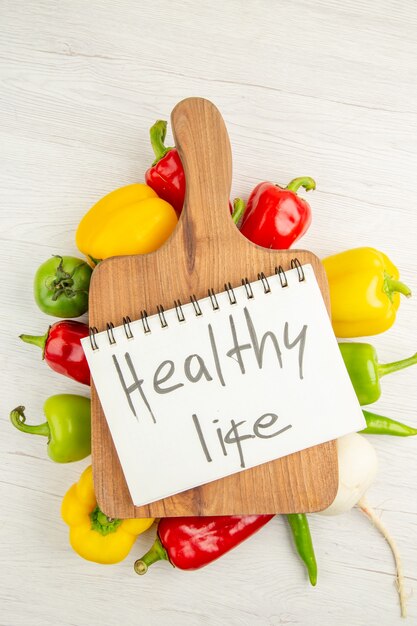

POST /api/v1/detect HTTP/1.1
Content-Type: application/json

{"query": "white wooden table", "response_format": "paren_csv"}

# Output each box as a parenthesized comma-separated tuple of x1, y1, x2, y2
(1, 1, 416, 624)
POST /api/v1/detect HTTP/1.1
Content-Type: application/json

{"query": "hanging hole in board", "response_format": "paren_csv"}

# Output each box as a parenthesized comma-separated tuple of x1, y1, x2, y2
(190, 295, 202, 316)
(106, 322, 116, 345)
(157, 305, 168, 328)
(275, 265, 288, 288)
(208, 288, 219, 311)
(174, 299, 185, 322)
(123, 316, 133, 339)
(224, 282, 237, 305)
(291, 258, 305, 282)
(141, 310, 151, 334)
(242, 277, 254, 299)
(258, 272, 271, 293)
(89, 326, 99, 351)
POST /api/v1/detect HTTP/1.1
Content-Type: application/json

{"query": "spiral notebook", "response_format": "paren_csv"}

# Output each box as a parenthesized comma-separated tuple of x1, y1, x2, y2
(82, 262, 365, 507)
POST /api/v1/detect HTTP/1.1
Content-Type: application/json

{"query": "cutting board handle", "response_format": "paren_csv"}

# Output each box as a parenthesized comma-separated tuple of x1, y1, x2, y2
(171, 98, 235, 249)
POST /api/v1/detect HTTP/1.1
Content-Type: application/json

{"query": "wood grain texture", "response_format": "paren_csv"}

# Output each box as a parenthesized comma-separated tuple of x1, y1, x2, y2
(1, 1, 417, 624)
(89, 97, 338, 518)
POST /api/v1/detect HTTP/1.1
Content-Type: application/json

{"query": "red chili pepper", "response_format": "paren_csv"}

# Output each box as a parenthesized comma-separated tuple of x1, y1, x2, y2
(134, 514, 273, 574)
(19, 321, 90, 386)
(145, 120, 185, 216)
(239, 177, 316, 249)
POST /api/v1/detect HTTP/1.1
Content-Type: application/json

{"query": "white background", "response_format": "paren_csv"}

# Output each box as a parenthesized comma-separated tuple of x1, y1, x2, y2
(1, 1, 416, 625)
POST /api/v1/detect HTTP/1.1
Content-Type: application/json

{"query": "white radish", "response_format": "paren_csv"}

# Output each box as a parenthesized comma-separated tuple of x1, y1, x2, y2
(320, 433, 378, 515)
(320, 432, 406, 618)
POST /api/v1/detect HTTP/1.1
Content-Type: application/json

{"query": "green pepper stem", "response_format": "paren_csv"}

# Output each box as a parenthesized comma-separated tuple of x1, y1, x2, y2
(134, 537, 169, 575)
(384, 275, 412, 300)
(19, 329, 50, 357)
(232, 198, 245, 224)
(378, 351, 417, 378)
(150, 120, 174, 165)
(285, 177, 316, 194)
(90, 506, 122, 536)
(10, 406, 50, 437)
(88, 255, 101, 267)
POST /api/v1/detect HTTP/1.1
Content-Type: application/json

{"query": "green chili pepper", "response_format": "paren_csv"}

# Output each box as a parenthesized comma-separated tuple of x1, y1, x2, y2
(286, 513, 317, 586)
(10, 394, 91, 462)
(339, 343, 417, 406)
(360, 410, 417, 436)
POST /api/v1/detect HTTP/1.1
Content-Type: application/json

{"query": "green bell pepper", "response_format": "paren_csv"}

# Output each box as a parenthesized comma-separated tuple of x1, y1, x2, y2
(33, 255, 92, 318)
(339, 343, 417, 405)
(10, 394, 91, 462)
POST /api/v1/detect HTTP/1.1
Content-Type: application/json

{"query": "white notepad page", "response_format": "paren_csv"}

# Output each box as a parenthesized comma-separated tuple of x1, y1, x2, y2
(82, 263, 365, 507)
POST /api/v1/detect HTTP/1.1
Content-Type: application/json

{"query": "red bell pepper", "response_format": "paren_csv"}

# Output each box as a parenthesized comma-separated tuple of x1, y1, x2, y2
(20, 321, 90, 386)
(145, 120, 235, 219)
(134, 514, 273, 574)
(239, 177, 315, 249)
(145, 120, 185, 216)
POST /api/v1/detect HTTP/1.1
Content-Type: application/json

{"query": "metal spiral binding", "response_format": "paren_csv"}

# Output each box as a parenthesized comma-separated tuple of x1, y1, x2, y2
(174, 300, 185, 323)
(224, 282, 237, 305)
(190, 294, 202, 316)
(89, 326, 99, 351)
(106, 322, 116, 345)
(242, 277, 254, 299)
(88, 258, 305, 349)
(141, 310, 151, 334)
(156, 305, 168, 328)
(208, 288, 219, 310)
(275, 265, 288, 288)
(258, 272, 271, 293)
(123, 316, 133, 339)
(291, 258, 305, 281)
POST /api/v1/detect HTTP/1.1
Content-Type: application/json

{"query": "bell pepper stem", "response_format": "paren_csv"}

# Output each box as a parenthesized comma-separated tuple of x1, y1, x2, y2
(19, 328, 50, 357)
(46, 256, 88, 302)
(88, 255, 102, 267)
(150, 120, 174, 165)
(285, 177, 316, 194)
(134, 537, 169, 575)
(232, 198, 245, 224)
(378, 351, 417, 378)
(10, 406, 50, 438)
(90, 505, 122, 536)
(384, 274, 412, 300)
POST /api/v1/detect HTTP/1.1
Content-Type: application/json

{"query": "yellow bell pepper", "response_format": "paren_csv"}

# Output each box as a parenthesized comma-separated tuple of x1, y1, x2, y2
(323, 247, 411, 338)
(61, 465, 154, 564)
(76, 183, 177, 263)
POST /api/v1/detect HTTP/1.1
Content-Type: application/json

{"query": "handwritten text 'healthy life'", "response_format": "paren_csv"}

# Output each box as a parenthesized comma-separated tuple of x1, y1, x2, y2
(112, 307, 307, 469)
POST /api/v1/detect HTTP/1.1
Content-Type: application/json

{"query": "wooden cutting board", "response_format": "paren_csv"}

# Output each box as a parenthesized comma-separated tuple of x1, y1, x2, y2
(89, 97, 338, 519)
